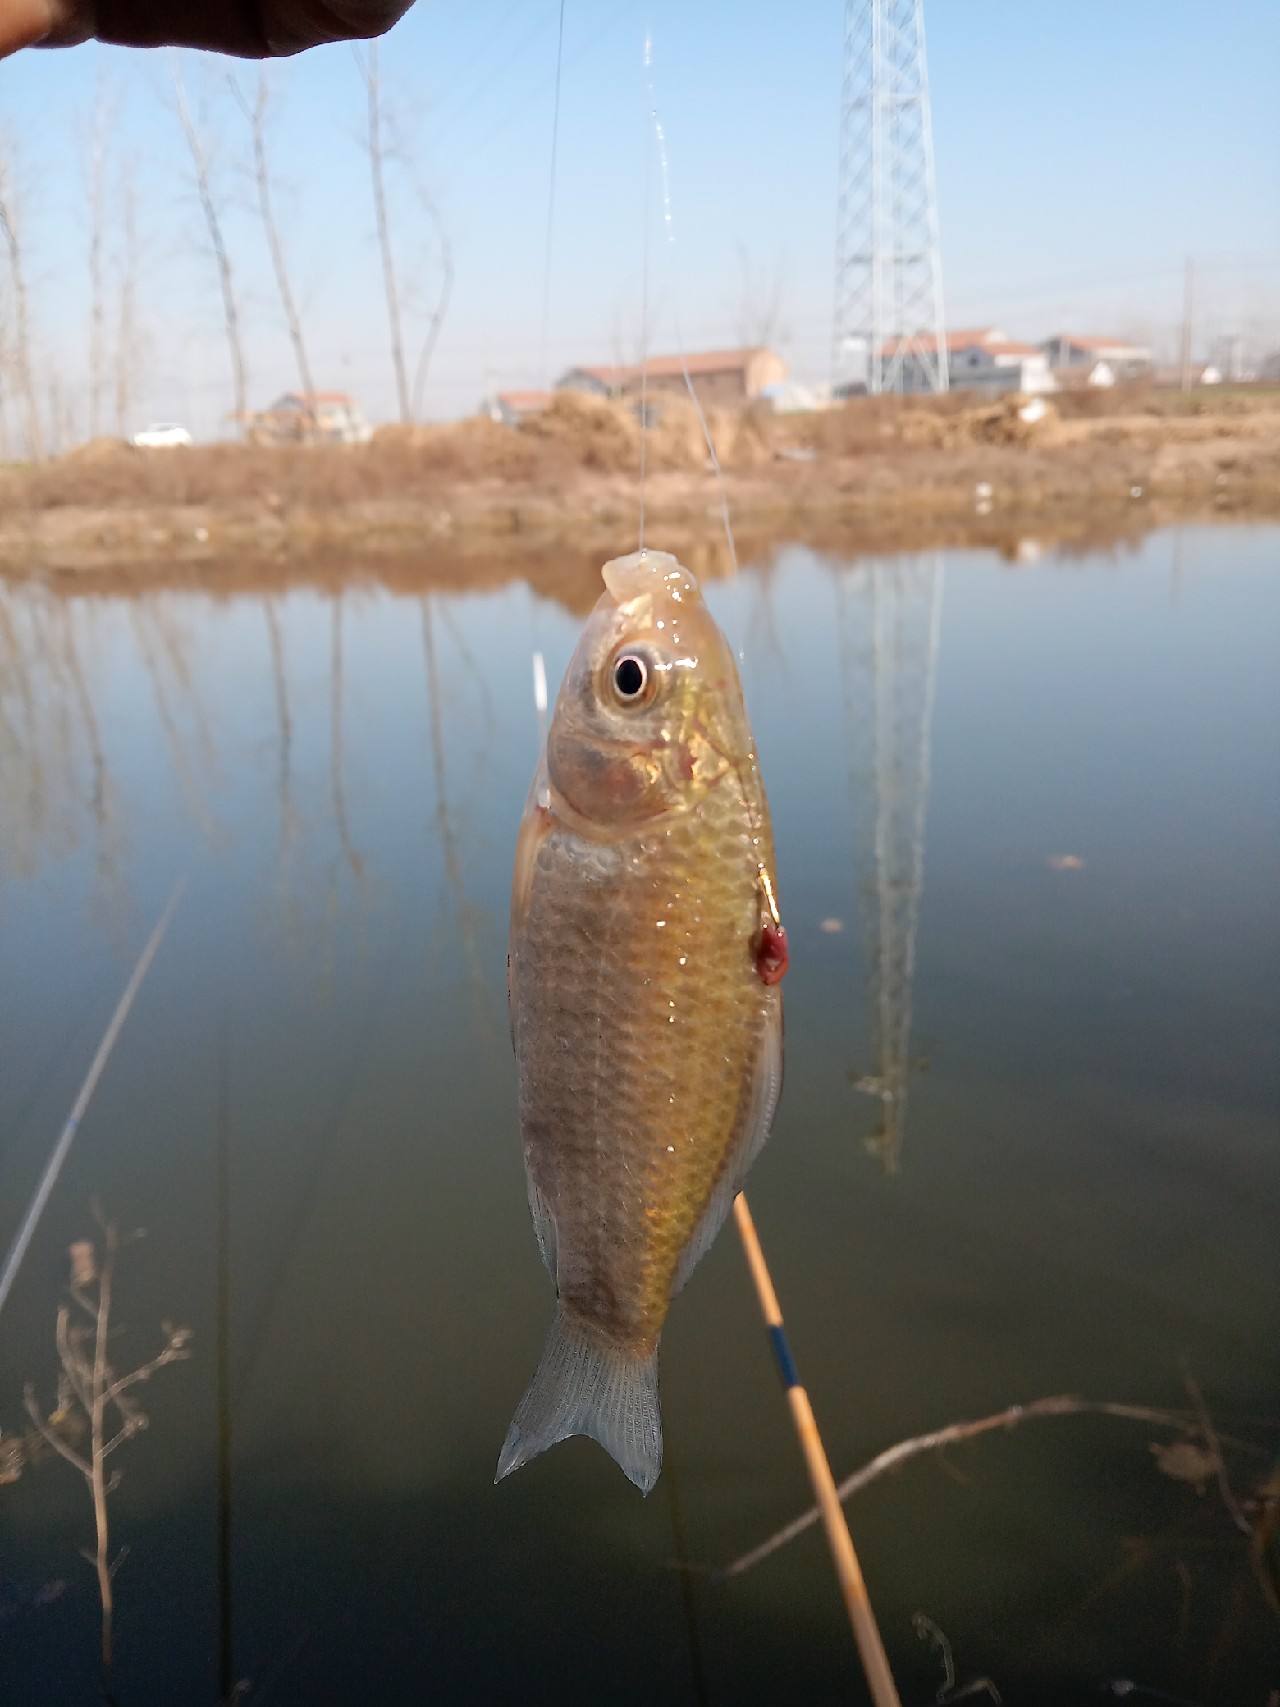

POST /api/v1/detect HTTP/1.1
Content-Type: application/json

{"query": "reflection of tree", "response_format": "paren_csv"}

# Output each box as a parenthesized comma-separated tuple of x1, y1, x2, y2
(0, 587, 94, 886)
(421, 596, 492, 1034)
(56, 602, 127, 921)
(839, 555, 943, 1174)
(330, 595, 364, 883)
(130, 601, 216, 841)
(261, 596, 304, 949)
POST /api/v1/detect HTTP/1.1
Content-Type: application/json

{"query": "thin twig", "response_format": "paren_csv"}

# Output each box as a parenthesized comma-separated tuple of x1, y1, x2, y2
(718, 1395, 1257, 1582)
(103, 1334, 192, 1405)
(23, 1386, 91, 1478)
(56, 1307, 94, 1413)
(1182, 1370, 1252, 1537)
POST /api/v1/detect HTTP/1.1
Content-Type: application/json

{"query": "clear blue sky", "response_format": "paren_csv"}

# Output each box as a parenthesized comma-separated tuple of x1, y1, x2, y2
(1, 0, 1277, 439)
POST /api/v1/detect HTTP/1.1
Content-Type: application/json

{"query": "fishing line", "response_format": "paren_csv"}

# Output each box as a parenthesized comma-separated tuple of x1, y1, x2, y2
(637, 27, 653, 548)
(0, 876, 188, 1323)
(526, 0, 567, 749)
(536, 0, 568, 390)
(640, 36, 738, 579)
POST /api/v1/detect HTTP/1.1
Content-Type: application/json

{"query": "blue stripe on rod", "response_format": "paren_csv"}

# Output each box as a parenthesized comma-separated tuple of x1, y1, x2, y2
(768, 1323, 800, 1391)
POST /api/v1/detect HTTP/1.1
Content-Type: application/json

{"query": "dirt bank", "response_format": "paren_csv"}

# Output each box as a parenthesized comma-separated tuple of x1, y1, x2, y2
(3, 386, 1278, 579)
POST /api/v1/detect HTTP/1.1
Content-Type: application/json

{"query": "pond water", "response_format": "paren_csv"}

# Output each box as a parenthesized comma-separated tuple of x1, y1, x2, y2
(0, 526, 1277, 1705)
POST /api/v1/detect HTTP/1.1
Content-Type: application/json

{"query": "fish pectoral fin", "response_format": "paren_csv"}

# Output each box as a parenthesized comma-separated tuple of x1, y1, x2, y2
(495, 1306, 662, 1495)
(671, 991, 783, 1297)
(527, 1175, 558, 1278)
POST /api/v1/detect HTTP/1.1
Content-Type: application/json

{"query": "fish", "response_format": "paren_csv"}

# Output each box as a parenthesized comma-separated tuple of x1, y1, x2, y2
(497, 547, 787, 1494)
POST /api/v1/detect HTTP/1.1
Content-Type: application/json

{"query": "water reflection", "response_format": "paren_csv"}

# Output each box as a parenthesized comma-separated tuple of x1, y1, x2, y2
(839, 554, 943, 1173)
(0, 531, 1277, 1704)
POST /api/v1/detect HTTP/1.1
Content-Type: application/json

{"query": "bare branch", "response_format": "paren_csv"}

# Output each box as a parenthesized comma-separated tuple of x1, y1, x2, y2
(0, 141, 44, 459)
(113, 157, 142, 440)
(104, 1330, 193, 1404)
(232, 71, 316, 401)
(56, 1306, 94, 1412)
(409, 180, 454, 421)
(359, 45, 410, 422)
(716, 1394, 1257, 1582)
(1182, 1369, 1252, 1536)
(171, 55, 247, 435)
(23, 1385, 91, 1480)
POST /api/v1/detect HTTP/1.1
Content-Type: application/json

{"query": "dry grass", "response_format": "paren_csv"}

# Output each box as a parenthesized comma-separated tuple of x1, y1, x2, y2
(1, 391, 779, 513)
(1, 384, 1277, 551)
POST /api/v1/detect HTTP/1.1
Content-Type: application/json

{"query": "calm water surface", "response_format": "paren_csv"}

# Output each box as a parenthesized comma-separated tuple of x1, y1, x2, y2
(1, 528, 1277, 1704)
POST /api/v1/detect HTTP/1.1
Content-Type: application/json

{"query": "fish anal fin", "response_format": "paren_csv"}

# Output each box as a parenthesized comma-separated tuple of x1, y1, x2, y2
(672, 992, 783, 1297)
(496, 1307, 662, 1494)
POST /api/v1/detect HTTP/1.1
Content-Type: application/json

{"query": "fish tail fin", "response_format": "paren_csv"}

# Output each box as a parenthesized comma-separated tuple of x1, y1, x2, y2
(495, 1307, 662, 1494)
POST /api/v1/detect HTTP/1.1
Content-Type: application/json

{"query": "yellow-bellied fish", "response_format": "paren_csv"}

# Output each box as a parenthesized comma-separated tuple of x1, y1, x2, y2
(497, 548, 788, 1494)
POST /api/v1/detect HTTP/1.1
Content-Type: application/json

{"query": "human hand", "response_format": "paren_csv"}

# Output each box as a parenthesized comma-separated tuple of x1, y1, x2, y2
(0, 0, 413, 60)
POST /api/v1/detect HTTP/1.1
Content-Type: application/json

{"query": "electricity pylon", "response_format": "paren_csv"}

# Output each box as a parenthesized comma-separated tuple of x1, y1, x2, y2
(832, 0, 948, 394)
(839, 555, 944, 1173)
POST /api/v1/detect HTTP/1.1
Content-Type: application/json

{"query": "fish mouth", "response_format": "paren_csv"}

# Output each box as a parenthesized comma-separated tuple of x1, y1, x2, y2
(601, 547, 698, 609)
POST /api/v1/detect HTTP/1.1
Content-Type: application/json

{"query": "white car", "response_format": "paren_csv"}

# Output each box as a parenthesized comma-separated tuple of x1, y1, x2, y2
(132, 423, 192, 449)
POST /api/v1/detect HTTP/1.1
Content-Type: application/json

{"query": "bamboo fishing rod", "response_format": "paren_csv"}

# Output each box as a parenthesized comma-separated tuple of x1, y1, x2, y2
(732, 1193, 902, 1707)
(0, 876, 187, 1322)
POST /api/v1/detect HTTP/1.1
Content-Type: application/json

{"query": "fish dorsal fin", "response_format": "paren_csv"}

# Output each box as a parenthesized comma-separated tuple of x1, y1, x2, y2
(671, 993, 783, 1297)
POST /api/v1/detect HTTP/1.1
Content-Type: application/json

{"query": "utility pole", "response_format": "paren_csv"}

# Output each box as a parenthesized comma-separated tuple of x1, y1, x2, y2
(832, 0, 947, 396)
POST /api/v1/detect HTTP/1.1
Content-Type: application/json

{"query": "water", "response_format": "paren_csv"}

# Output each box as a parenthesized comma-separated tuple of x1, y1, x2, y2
(1, 527, 1276, 1705)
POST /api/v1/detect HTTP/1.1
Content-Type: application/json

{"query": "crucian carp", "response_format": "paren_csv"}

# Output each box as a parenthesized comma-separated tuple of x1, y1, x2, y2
(497, 547, 787, 1494)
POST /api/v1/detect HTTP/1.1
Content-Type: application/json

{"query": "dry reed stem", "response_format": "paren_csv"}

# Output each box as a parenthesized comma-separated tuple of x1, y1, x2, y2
(719, 1394, 1260, 1583)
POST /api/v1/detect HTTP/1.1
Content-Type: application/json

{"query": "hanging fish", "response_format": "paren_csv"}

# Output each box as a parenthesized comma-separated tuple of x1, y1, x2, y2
(497, 548, 787, 1494)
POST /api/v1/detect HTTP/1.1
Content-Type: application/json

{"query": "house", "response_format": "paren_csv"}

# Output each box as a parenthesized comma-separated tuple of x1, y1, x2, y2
(556, 365, 630, 400)
(1039, 334, 1151, 381)
(245, 391, 371, 445)
(620, 348, 787, 407)
(485, 390, 553, 426)
(877, 328, 1055, 395)
(556, 347, 788, 409)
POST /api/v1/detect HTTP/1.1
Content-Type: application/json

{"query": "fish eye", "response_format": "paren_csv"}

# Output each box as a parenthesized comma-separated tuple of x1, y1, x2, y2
(611, 652, 650, 703)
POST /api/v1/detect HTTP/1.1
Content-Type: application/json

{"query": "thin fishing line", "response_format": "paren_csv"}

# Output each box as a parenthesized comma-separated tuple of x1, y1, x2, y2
(0, 876, 188, 1322)
(537, 0, 568, 389)
(642, 37, 739, 579)
(638, 27, 653, 548)
(528, 0, 567, 742)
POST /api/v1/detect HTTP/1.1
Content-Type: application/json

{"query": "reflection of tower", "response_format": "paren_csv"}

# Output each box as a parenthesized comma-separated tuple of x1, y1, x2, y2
(832, 0, 948, 395)
(839, 555, 943, 1172)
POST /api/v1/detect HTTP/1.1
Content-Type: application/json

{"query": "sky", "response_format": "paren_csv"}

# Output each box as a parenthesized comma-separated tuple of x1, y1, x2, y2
(0, 0, 1277, 441)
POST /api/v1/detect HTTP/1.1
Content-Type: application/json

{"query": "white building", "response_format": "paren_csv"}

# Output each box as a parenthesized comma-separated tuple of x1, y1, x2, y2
(879, 327, 1056, 395)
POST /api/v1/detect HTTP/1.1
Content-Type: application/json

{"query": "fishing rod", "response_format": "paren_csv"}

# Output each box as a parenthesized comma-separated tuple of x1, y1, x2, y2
(0, 876, 188, 1321)
(732, 1193, 901, 1707)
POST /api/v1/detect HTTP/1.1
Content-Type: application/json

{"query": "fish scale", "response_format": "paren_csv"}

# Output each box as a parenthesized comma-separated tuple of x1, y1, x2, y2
(498, 548, 785, 1493)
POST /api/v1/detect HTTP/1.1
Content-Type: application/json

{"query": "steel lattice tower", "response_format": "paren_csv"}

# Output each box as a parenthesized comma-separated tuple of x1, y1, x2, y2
(839, 555, 944, 1173)
(832, 0, 948, 394)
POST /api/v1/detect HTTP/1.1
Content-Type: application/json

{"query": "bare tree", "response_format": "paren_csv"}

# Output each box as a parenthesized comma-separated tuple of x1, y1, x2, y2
(84, 84, 111, 439)
(359, 44, 411, 422)
(114, 158, 142, 439)
(233, 71, 316, 401)
(171, 55, 248, 436)
(408, 174, 454, 421)
(0, 140, 44, 460)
